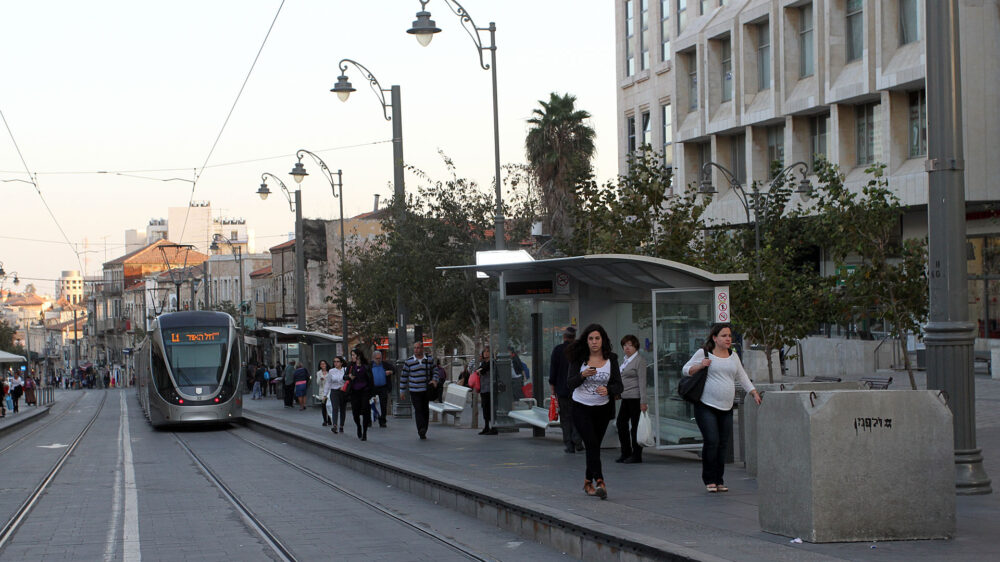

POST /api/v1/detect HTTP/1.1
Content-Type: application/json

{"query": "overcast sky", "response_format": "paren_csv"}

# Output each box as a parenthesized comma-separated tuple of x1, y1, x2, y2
(1, 1, 618, 290)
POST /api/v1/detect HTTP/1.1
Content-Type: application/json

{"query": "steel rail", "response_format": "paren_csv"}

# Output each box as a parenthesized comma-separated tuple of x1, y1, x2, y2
(0, 391, 109, 550)
(0, 391, 89, 457)
(171, 433, 297, 562)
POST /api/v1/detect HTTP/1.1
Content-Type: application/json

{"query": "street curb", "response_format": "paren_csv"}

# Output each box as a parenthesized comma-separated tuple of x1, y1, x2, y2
(0, 404, 50, 439)
(241, 411, 725, 562)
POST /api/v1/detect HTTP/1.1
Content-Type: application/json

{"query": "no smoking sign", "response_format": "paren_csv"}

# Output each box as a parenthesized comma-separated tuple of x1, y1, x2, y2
(714, 286, 731, 323)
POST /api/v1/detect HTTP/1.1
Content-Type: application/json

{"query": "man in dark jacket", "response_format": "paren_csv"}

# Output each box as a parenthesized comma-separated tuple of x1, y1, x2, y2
(549, 326, 583, 453)
(370, 350, 394, 427)
(282, 361, 296, 408)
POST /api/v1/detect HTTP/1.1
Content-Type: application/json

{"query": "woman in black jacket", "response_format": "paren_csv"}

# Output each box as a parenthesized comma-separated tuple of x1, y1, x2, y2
(346, 348, 374, 441)
(566, 323, 624, 499)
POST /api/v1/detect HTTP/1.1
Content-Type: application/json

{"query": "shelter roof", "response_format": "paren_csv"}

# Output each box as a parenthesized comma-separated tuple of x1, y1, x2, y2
(439, 253, 748, 291)
(260, 326, 342, 345)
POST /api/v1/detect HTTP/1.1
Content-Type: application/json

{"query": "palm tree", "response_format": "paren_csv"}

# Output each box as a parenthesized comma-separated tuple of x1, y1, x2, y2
(525, 92, 596, 243)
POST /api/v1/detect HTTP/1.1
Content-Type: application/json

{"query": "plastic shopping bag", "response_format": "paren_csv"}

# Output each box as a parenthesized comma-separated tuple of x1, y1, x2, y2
(548, 397, 558, 422)
(636, 411, 656, 448)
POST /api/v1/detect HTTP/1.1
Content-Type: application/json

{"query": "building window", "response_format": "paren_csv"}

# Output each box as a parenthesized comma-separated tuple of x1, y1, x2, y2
(660, 0, 670, 61)
(627, 115, 637, 153)
(846, 0, 864, 62)
(640, 0, 650, 70)
(757, 21, 770, 91)
(767, 125, 785, 177)
(909, 90, 927, 158)
(678, 0, 687, 34)
(661, 103, 673, 167)
(799, 4, 814, 78)
(809, 113, 830, 170)
(698, 0, 707, 15)
(698, 142, 711, 178)
(688, 53, 698, 110)
(626, 0, 635, 76)
(855, 102, 880, 166)
(899, 0, 920, 45)
(641, 111, 652, 147)
(721, 38, 733, 101)
(730, 134, 746, 184)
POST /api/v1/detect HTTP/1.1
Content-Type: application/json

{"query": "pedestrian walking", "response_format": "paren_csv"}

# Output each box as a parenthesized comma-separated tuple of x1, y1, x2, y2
(251, 363, 263, 400)
(399, 342, 439, 440)
(261, 365, 270, 397)
(282, 362, 295, 408)
(347, 349, 373, 441)
(24, 375, 36, 406)
(1, 377, 8, 418)
(10, 374, 23, 413)
(370, 350, 394, 428)
(549, 327, 582, 453)
(566, 324, 623, 500)
(681, 323, 761, 493)
(473, 347, 495, 435)
(293, 362, 310, 410)
(325, 356, 348, 433)
(616, 334, 649, 464)
(316, 360, 332, 426)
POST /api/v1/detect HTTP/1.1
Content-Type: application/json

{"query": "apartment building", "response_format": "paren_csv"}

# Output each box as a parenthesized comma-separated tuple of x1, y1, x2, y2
(617, 0, 1000, 343)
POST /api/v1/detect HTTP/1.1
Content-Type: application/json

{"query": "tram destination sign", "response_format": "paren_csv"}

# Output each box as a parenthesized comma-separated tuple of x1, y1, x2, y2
(167, 329, 223, 344)
(505, 279, 554, 297)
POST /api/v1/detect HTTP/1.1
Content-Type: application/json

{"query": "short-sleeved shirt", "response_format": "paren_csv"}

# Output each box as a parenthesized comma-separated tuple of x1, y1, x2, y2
(572, 360, 611, 406)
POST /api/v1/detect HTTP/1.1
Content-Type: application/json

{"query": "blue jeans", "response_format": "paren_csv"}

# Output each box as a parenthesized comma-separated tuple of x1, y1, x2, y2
(252, 381, 261, 399)
(693, 401, 733, 486)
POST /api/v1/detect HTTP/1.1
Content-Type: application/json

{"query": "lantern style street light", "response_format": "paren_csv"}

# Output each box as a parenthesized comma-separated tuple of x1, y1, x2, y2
(257, 171, 305, 331)
(209, 234, 245, 335)
(697, 161, 812, 277)
(406, 0, 505, 250)
(289, 150, 348, 350)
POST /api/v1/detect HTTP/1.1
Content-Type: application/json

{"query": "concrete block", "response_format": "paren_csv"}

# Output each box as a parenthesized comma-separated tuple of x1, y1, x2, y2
(745, 382, 865, 476)
(992, 348, 1000, 380)
(758, 390, 955, 542)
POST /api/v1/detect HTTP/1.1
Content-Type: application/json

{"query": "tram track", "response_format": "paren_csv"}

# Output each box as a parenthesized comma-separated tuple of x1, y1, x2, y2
(0, 391, 89, 457)
(0, 391, 109, 551)
(174, 429, 498, 562)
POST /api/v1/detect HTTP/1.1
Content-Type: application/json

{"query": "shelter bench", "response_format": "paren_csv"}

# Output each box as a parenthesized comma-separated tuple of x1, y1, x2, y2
(429, 383, 472, 425)
(508, 398, 559, 430)
(860, 376, 893, 389)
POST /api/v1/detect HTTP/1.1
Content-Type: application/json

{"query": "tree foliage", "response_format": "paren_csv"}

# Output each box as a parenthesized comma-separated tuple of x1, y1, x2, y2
(0, 319, 27, 359)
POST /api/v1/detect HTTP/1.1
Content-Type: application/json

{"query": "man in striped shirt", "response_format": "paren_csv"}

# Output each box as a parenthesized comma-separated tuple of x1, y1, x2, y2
(399, 342, 439, 439)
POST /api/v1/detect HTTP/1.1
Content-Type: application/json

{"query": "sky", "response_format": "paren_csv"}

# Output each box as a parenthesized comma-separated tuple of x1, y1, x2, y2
(0, 0, 619, 293)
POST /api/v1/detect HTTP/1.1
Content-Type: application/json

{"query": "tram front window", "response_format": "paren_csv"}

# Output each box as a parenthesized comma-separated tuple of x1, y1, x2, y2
(164, 328, 228, 388)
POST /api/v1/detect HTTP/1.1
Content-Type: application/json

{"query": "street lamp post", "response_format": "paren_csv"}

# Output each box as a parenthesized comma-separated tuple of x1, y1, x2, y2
(288, 150, 348, 351)
(407, 0, 505, 250)
(924, 0, 991, 494)
(257, 172, 305, 331)
(332, 59, 412, 414)
(697, 161, 813, 276)
(209, 234, 245, 334)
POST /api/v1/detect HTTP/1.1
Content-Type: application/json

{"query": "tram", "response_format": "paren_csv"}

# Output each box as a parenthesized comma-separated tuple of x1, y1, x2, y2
(135, 311, 243, 427)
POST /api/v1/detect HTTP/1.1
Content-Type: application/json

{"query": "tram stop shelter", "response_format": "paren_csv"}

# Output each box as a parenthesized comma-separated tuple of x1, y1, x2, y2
(259, 326, 343, 403)
(440, 253, 747, 449)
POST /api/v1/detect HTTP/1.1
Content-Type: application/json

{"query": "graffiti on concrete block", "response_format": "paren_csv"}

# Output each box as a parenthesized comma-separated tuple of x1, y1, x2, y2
(854, 417, 893, 435)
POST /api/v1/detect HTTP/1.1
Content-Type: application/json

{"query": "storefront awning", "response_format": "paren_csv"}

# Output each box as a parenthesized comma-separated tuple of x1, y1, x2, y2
(0, 350, 27, 363)
(439, 253, 748, 291)
(260, 326, 343, 345)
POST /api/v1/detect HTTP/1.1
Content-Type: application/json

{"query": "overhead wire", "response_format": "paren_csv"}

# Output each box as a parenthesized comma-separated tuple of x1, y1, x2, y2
(0, 105, 84, 272)
(178, 0, 286, 245)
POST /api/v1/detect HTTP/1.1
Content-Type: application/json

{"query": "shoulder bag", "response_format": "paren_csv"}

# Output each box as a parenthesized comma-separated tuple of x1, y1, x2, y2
(678, 348, 710, 404)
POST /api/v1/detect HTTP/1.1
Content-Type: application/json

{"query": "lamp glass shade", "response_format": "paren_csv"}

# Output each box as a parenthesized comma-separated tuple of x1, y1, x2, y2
(336, 90, 351, 102)
(257, 184, 271, 200)
(290, 161, 308, 184)
(415, 32, 434, 47)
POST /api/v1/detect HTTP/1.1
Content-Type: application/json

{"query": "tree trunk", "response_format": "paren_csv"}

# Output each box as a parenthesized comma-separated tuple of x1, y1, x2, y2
(900, 335, 917, 390)
(765, 344, 775, 383)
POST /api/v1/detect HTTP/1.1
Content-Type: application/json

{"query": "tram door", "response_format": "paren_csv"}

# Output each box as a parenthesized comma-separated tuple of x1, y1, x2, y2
(651, 288, 714, 448)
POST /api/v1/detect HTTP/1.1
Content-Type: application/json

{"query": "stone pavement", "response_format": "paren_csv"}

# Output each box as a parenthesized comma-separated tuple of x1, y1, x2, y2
(237, 375, 997, 560)
(0, 397, 50, 437)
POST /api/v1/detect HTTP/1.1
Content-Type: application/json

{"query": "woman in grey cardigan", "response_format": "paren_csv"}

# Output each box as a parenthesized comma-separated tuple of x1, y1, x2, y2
(616, 334, 650, 463)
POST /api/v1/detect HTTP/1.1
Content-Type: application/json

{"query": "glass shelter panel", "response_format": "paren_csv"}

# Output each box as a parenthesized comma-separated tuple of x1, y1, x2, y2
(652, 288, 714, 447)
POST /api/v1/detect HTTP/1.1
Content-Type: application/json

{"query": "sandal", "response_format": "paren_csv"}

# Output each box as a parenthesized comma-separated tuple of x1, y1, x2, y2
(706, 484, 718, 493)
(717, 484, 729, 492)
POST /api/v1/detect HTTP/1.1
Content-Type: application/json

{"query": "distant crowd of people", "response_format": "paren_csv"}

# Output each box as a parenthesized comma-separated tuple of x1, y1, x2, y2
(2, 369, 38, 417)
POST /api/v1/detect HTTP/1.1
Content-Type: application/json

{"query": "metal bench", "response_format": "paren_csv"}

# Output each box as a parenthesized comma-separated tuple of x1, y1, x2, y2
(428, 384, 472, 425)
(507, 406, 559, 429)
(860, 376, 893, 389)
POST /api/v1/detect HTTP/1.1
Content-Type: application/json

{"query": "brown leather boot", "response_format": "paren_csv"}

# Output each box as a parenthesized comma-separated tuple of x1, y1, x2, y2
(594, 478, 608, 499)
(583, 480, 597, 496)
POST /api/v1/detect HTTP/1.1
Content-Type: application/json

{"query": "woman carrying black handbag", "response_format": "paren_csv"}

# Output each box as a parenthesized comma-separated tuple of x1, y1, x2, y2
(681, 323, 761, 493)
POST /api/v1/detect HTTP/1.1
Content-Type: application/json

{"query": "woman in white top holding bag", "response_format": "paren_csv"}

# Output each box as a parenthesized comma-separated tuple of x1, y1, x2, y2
(682, 323, 761, 493)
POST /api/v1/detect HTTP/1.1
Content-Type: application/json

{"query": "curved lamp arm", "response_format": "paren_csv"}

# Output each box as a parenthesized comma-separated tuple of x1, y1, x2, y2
(700, 161, 752, 218)
(261, 172, 294, 213)
(294, 149, 343, 199)
(423, 0, 493, 70)
(768, 161, 811, 191)
(338, 59, 391, 121)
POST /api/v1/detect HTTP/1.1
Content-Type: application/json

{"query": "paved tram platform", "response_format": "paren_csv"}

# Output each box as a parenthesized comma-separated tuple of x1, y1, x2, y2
(241, 372, 1000, 561)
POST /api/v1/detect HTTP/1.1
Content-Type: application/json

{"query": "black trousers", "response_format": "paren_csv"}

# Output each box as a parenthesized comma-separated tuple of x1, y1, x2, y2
(350, 391, 371, 437)
(572, 401, 614, 481)
(693, 402, 733, 485)
(410, 390, 430, 437)
(283, 383, 294, 407)
(616, 398, 642, 459)
(557, 396, 582, 450)
(480, 392, 491, 430)
(373, 385, 389, 426)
